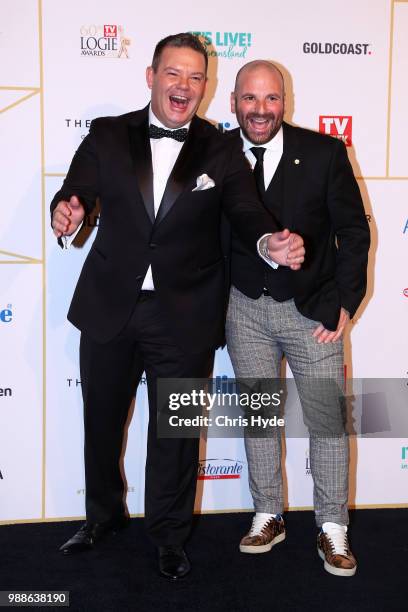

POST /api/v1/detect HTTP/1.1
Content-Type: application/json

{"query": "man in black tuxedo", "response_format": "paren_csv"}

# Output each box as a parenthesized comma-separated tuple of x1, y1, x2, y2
(51, 35, 305, 579)
(226, 61, 370, 577)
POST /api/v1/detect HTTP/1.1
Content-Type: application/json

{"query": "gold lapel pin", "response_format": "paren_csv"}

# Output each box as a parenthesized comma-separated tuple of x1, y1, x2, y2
(294, 158, 300, 165)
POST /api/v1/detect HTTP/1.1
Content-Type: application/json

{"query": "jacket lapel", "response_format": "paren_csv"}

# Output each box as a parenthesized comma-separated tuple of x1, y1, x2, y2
(281, 122, 304, 229)
(128, 106, 155, 224)
(155, 115, 206, 226)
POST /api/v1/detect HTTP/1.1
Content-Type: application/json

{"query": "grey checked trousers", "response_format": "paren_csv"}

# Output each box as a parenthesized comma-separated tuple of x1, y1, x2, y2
(226, 286, 349, 527)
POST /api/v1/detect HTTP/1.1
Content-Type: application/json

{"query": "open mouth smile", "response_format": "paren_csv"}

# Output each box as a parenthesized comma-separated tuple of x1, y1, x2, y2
(169, 95, 190, 110)
(248, 117, 271, 131)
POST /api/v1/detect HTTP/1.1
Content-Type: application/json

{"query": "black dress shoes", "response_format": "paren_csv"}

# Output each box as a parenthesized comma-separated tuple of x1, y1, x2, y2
(158, 545, 191, 580)
(59, 516, 129, 554)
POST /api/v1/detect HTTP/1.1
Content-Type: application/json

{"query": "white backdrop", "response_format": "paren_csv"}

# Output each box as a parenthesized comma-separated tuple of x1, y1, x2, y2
(0, 0, 407, 523)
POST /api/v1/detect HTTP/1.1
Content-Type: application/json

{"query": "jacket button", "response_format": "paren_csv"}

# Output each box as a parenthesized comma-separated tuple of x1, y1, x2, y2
(149, 243, 157, 249)
(136, 275, 143, 280)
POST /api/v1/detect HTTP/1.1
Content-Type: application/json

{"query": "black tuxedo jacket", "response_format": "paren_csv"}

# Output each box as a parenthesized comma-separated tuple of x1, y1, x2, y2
(229, 122, 370, 330)
(51, 105, 278, 352)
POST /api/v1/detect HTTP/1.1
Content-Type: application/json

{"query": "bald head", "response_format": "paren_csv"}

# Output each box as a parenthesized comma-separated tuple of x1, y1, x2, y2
(231, 60, 285, 145)
(234, 60, 285, 96)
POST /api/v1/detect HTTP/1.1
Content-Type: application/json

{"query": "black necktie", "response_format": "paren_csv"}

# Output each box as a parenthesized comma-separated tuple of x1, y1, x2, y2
(149, 123, 188, 142)
(250, 146, 266, 199)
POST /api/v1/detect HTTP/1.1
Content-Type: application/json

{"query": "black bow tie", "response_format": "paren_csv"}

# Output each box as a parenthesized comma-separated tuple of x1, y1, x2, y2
(149, 124, 188, 142)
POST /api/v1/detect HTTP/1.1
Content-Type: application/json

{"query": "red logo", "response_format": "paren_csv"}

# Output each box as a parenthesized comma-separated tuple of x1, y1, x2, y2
(403, 288, 408, 298)
(319, 116, 352, 146)
(104, 25, 117, 37)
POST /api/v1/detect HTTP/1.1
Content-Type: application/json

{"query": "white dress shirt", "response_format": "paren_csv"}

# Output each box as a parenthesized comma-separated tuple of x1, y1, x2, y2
(242, 127, 284, 269)
(241, 126, 283, 187)
(141, 108, 189, 290)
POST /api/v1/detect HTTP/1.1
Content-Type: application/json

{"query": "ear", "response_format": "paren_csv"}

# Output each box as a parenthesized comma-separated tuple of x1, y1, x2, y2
(230, 92, 236, 114)
(146, 66, 153, 90)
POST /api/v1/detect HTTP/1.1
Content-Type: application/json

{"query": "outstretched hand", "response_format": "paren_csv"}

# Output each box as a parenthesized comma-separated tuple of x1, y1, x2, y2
(267, 229, 305, 270)
(52, 195, 85, 238)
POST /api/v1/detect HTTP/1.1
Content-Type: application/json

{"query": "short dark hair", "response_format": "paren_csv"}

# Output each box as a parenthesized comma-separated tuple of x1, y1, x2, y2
(151, 33, 208, 74)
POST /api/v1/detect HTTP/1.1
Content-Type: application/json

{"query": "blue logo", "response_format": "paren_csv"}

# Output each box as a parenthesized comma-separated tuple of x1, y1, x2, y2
(402, 446, 408, 469)
(190, 31, 252, 59)
(0, 304, 12, 323)
(217, 121, 232, 133)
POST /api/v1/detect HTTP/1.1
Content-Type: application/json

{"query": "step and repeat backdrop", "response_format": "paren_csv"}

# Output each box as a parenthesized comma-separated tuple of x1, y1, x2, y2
(1, 0, 407, 523)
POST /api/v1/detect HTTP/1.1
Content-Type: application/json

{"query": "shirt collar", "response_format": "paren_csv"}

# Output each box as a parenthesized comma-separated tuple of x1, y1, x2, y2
(149, 105, 191, 131)
(241, 125, 283, 154)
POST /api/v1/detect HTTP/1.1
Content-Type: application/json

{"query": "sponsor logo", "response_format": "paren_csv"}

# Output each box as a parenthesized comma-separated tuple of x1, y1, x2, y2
(0, 304, 13, 323)
(319, 116, 352, 147)
(190, 31, 252, 60)
(65, 119, 91, 129)
(67, 375, 146, 387)
(211, 375, 238, 394)
(303, 42, 372, 55)
(402, 446, 408, 469)
(305, 450, 311, 475)
(403, 219, 408, 234)
(403, 289, 408, 298)
(197, 458, 244, 480)
(65, 118, 92, 141)
(80, 25, 131, 58)
(67, 378, 81, 388)
(217, 121, 232, 133)
(0, 387, 12, 397)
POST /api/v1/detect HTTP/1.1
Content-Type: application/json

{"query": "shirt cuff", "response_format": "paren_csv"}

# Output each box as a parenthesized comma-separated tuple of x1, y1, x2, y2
(257, 234, 279, 269)
(62, 222, 83, 249)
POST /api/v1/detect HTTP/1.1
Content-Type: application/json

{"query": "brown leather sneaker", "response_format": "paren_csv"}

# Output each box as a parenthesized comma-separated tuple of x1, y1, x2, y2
(317, 522, 357, 577)
(240, 513, 286, 554)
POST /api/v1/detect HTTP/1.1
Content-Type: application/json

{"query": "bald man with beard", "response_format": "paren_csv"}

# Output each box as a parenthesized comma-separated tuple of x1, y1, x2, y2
(226, 61, 369, 577)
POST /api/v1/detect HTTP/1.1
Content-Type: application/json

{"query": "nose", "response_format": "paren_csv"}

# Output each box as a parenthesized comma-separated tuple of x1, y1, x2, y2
(177, 75, 189, 90)
(255, 99, 267, 115)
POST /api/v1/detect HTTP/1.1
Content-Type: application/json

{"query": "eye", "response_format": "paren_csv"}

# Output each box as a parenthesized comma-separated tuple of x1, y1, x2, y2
(243, 95, 255, 101)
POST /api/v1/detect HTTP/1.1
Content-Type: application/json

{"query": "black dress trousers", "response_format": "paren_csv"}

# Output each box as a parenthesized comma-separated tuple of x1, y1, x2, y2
(79, 292, 214, 546)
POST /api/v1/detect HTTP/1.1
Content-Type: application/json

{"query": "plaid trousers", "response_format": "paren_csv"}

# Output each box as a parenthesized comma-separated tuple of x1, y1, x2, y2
(226, 286, 349, 526)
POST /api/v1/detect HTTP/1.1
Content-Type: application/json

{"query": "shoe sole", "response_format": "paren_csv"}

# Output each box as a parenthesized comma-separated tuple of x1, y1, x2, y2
(240, 531, 286, 554)
(317, 547, 357, 577)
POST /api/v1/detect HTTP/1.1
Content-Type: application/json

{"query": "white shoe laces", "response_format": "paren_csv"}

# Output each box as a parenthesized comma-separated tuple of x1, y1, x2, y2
(249, 513, 277, 536)
(322, 522, 348, 556)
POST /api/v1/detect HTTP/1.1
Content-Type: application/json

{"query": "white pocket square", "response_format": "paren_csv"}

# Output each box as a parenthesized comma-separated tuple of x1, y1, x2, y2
(192, 174, 215, 191)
